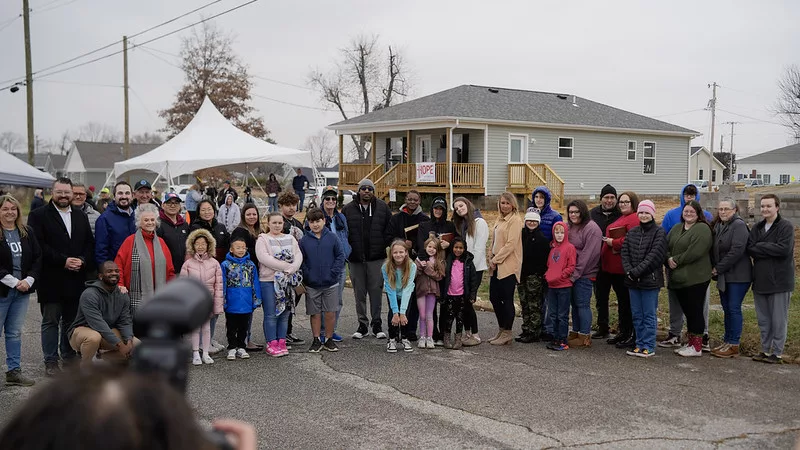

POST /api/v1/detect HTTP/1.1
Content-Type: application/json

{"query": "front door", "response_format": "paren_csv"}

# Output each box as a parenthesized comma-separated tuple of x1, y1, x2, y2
(417, 135, 433, 162)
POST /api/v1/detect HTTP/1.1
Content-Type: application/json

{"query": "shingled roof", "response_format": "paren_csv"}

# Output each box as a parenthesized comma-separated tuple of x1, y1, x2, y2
(73, 141, 159, 170)
(737, 143, 800, 164)
(330, 85, 697, 135)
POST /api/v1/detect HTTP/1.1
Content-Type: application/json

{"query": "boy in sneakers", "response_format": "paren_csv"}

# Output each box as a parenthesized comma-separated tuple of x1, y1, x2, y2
(299, 208, 345, 352)
(221, 237, 262, 361)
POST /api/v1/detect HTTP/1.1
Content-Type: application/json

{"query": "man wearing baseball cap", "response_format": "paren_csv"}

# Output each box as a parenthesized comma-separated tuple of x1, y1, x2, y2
(157, 193, 190, 273)
(131, 179, 161, 209)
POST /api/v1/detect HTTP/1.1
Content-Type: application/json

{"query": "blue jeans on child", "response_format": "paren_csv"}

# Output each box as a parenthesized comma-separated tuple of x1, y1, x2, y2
(570, 277, 593, 334)
(720, 282, 750, 345)
(630, 288, 659, 352)
(261, 281, 290, 342)
(0, 290, 29, 371)
(547, 287, 571, 341)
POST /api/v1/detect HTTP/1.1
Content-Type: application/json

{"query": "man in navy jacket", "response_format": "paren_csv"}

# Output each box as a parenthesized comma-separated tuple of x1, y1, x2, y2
(94, 181, 136, 265)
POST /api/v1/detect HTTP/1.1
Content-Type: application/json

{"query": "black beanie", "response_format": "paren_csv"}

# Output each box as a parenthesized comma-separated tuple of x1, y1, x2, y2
(600, 184, 617, 198)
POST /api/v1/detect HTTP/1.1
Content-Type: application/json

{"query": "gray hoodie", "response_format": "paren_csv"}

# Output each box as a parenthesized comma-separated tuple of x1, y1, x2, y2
(69, 279, 133, 345)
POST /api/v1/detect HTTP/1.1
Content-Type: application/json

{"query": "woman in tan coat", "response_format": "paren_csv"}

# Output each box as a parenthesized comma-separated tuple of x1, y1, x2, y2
(487, 192, 523, 345)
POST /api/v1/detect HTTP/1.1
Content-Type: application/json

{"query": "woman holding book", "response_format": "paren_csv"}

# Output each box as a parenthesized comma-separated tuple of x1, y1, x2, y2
(600, 191, 641, 348)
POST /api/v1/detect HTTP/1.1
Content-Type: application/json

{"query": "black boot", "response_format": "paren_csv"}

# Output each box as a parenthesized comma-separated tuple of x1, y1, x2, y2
(606, 333, 628, 345)
(615, 334, 636, 349)
(592, 328, 610, 339)
(516, 333, 540, 343)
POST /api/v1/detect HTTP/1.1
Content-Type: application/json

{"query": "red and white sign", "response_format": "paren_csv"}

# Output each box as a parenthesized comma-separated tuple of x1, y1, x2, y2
(416, 162, 436, 183)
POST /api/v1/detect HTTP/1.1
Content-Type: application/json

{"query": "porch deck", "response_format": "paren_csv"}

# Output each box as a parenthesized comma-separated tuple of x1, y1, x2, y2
(339, 163, 484, 198)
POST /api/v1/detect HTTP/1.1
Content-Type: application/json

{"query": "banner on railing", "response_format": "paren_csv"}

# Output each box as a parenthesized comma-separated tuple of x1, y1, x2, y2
(416, 162, 436, 182)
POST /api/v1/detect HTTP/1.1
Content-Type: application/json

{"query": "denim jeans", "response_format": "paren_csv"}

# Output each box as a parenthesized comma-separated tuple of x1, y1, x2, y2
(629, 288, 659, 352)
(720, 282, 750, 345)
(261, 281, 289, 342)
(268, 196, 278, 213)
(0, 290, 30, 371)
(570, 277, 593, 334)
(295, 190, 305, 211)
(321, 270, 346, 336)
(547, 287, 571, 341)
(40, 302, 78, 364)
(542, 285, 553, 334)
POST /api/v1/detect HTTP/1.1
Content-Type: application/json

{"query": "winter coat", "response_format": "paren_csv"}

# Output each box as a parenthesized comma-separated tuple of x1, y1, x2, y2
(266, 178, 282, 196)
(443, 251, 480, 301)
(68, 280, 132, 344)
(217, 198, 241, 233)
(79, 202, 100, 235)
(712, 215, 752, 288)
(747, 214, 795, 295)
(95, 201, 136, 264)
(590, 204, 622, 235)
(324, 208, 352, 261)
(490, 211, 523, 282)
(157, 209, 189, 273)
(666, 222, 713, 289)
(459, 211, 489, 272)
(299, 228, 345, 288)
(600, 212, 640, 275)
(568, 219, 602, 281)
(255, 233, 303, 282)
(342, 197, 392, 263)
(382, 263, 417, 315)
(216, 187, 238, 208)
(231, 227, 260, 268)
(530, 186, 563, 240)
(221, 252, 261, 314)
(545, 222, 576, 289)
(661, 184, 714, 233)
(520, 226, 550, 278)
(189, 218, 229, 263)
(621, 221, 667, 290)
(417, 214, 457, 258)
(114, 231, 176, 291)
(181, 229, 224, 315)
(414, 256, 445, 296)
(185, 188, 202, 212)
(387, 204, 430, 258)
(0, 225, 42, 298)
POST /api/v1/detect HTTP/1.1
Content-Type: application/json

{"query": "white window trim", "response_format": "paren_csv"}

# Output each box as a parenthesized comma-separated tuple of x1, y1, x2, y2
(508, 133, 528, 164)
(642, 141, 656, 175)
(558, 136, 574, 159)
(416, 135, 432, 162)
(390, 137, 403, 159)
(779, 174, 790, 185)
(627, 140, 637, 161)
(698, 169, 704, 180)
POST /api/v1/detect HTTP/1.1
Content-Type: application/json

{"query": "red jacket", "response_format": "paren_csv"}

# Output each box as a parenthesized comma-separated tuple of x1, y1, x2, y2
(115, 231, 176, 289)
(545, 222, 576, 288)
(600, 212, 640, 274)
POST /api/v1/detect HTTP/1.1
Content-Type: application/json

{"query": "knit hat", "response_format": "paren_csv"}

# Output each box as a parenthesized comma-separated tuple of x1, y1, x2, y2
(524, 211, 541, 222)
(358, 179, 375, 191)
(637, 200, 656, 218)
(600, 184, 617, 198)
(431, 197, 447, 210)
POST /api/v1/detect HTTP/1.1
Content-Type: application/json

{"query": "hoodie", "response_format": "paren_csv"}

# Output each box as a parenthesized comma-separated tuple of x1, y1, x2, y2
(221, 251, 262, 314)
(387, 202, 430, 257)
(157, 209, 189, 273)
(95, 201, 136, 264)
(545, 222, 576, 289)
(568, 219, 603, 281)
(417, 197, 456, 257)
(217, 195, 241, 233)
(299, 227, 345, 288)
(661, 184, 714, 233)
(530, 186, 563, 241)
(68, 280, 133, 345)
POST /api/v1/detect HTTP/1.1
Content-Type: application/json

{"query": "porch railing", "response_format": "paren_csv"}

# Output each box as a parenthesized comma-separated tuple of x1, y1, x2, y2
(370, 163, 484, 198)
(507, 163, 565, 209)
(340, 164, 383, 187)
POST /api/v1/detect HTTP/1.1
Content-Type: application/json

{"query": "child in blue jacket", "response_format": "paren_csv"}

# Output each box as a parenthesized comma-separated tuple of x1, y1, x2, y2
(221, 236, 262, 360)
(382, 239, 417, 353)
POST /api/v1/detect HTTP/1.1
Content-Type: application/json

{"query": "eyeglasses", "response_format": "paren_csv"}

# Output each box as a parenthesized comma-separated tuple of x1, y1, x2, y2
(164, 201, 181, 206)
(568, 211, 581, 215)
(323, 196, 337, 202)
(53, 190, 72, 196)
(72, 192, 86, 197)
(618, 200, 631, 204)
(359, 186, 374, 191)
(717, 207, 733, 212)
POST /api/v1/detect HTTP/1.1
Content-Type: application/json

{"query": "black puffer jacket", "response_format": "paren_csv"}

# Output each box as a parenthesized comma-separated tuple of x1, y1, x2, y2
(157, 210, 190, 273)
(621, 221, 667, 290)
(342, 198, 392, 262)
(520, 226, 550, 277)
(443, 251, 480, 301)
(747, 214, 795, 295)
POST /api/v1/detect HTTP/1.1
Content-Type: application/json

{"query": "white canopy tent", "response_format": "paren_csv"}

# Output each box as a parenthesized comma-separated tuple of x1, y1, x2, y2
(114, 96, 314, 183)
(0, 149, 56, 187)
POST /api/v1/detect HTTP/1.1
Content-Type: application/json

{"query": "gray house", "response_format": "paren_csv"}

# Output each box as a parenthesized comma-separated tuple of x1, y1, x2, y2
(12, 152, 67, 178)
(328, 84, 698, 208)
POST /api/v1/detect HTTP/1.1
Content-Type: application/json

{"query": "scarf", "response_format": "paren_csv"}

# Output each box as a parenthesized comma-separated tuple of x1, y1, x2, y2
(129, 229, 167, 314)
(270, 247, 303, 315)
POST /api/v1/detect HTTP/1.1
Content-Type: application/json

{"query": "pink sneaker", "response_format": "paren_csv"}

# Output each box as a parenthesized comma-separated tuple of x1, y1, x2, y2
(266, 340, 282, 357)
(278, 339, 289, 356)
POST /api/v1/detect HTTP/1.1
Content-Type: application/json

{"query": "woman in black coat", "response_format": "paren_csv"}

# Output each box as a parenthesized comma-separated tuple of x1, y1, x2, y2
(189, 199, 230, 263)
(0, 194, 42, 386)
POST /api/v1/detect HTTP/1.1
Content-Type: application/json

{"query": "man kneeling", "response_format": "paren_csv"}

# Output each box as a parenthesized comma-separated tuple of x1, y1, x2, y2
(68, 261, 138, 367)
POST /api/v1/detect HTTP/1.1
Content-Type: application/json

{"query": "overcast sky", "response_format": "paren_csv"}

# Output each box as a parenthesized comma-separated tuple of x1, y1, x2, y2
(0, 0, 798, 158)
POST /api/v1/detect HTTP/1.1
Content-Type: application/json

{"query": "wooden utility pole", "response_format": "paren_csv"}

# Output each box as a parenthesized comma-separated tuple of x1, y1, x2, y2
(123, 36, 130, 182)
(22, 0, 35, 166)
(724, 121, 738, 182)
(707, 82, 718, 191)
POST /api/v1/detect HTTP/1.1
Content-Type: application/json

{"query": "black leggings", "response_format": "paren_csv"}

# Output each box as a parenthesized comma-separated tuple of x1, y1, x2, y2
(489, 273, 516, 330)
(673, 281, 710, 336)
(462, 271, 483, 333)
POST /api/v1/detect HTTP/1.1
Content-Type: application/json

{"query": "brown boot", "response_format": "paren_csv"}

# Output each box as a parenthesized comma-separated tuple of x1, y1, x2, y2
(712, 343, 739, 358)
(568, 333, 592, 348)
(487, 330, 502, 343)
(453, 333, 463, 349)
(491, 329, 512, 346)
(443, 334, 453, 349)
(462, 333, 480, 347)
(568, 331, 579, 341)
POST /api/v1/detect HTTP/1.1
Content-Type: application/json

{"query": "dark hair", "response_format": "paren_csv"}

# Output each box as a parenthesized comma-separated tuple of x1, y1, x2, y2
(618, 191, 640, 212)
(451, 197, 476, 238)
(278, 191, 299, 206)
(197, 199, 217, 214)
(761, 193, 780, 207)
(238, 203, 259, 237)
(0, 368, 214, 450)
(53, 177, 73, 188)
(306, 207, 324, 222)
(684, 184, 698, 197)
(681, 200, 709, 226)
(451, 236, 467, 253)
(230, 236, 248, 246)
(113, 181, 132, 195)
(566, 199, 590, 226)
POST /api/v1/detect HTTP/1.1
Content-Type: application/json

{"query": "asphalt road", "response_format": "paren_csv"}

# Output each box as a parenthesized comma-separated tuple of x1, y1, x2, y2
(2, 291, 799, 449)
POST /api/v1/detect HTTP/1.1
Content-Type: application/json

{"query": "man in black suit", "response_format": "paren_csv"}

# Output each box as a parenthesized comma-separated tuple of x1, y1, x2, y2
(27, 177, 95, 376)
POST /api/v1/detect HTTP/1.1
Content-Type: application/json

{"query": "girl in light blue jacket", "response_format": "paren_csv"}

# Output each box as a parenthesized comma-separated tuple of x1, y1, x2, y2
(382, 239, 417, 353)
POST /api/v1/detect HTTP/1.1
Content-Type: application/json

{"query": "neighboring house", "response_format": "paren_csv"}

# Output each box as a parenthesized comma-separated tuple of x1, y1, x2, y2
(328, 84, 698, 208)
(319, 166, 339, 187)
(736, 143, 800, 185)
(690, 146, 726, 183)
(11, 152, 66, 178)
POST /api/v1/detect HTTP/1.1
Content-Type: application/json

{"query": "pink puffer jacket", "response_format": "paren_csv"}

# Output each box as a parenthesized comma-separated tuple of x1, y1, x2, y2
(181, 229, 224, 314)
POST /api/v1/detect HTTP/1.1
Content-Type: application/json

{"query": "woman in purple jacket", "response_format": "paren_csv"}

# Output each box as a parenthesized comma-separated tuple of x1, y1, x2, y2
(566, 200, 602, 348)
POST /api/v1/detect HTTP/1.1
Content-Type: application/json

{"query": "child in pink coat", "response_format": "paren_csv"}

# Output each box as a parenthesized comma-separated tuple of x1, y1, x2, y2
(181, 229, 224, 365)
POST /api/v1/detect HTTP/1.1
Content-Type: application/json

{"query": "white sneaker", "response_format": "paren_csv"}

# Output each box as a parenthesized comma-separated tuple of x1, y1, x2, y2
(418, 338, 427, 349)
(236, 348, 250, 359)
(433, 339, 444, 347)
(227, 349, 237, 360)
(426, 337, 435, 349)
(209, 340, 224, 354)
(401, 339, 413, 352)
(202, 353, 214, 364)
(673, 344, 689, 355)
(192, 351, 202, 366)
(387, 339, 397, 353)
(677, 345, 702, 357)
(352, 331, 366, 339)
(375, 331, 387, 339)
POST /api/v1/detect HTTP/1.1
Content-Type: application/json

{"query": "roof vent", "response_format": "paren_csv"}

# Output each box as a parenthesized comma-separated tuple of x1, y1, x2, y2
(488, 88, 499, 93)
(556, 94, 568, 100)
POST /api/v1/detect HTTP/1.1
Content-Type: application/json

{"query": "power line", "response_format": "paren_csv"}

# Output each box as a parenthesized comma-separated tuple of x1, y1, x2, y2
(717, 108, 783, 126)
(651, 108, 705, 119)
(0, 15, 21, 33)
(37, 79, 122, 88)
(33, 0, 79, 15)
(138, 47, 182, 70)
(253, 75, 314, 91)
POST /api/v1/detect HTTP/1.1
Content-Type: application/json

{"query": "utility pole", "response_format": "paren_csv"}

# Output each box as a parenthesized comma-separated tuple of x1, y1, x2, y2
(22, 0, 35, 166)
(707, 82, 718, 192)
(723, 121, 738, 182)
(123, 36, 130, 182)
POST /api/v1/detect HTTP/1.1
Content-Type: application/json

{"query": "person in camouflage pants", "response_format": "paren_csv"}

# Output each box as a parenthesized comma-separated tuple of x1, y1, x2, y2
(518, 274, 545, 337)
(516, 211, 551, 343)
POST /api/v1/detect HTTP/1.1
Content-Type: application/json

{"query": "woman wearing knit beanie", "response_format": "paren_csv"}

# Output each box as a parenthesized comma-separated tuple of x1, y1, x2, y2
(620, 200, 667, 357)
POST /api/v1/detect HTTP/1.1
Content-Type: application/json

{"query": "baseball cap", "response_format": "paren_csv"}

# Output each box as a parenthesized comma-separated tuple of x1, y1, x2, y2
(134, 179, 152, 191)
(164, 193, 182, 203)
(322, 186, 338, 197)
(100, 187, 110, 194)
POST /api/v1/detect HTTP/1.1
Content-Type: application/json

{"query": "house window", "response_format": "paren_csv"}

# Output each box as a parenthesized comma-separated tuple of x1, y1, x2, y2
(698, 169, 704, 180)
(712, 170, 717, 182)
(508, 135, 527, 163)
(390, 137, 403, 159)
(627, 141, 636, 160)
(417, 135, 433, 162)
(762, 174, 771, 185)
(780, 174, 790, 185)
(558, 137, 573, 158)
(643, 141, 656, 174)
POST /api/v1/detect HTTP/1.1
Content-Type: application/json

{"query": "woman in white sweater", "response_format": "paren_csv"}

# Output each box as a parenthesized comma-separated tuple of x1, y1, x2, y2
(451, 197, 489, 346)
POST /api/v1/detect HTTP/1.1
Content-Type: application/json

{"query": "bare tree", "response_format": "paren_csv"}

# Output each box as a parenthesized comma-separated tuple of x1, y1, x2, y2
(78, 122, 121, 142)
(0, 131, 25, 153)
(302, 130, 339, 168)
(131, 132, 165, 144)
(309, 34, 410, 160)
(159, 22, 273, 143)
(56, 131, 72, 155)
(775, 64, 800, 141)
